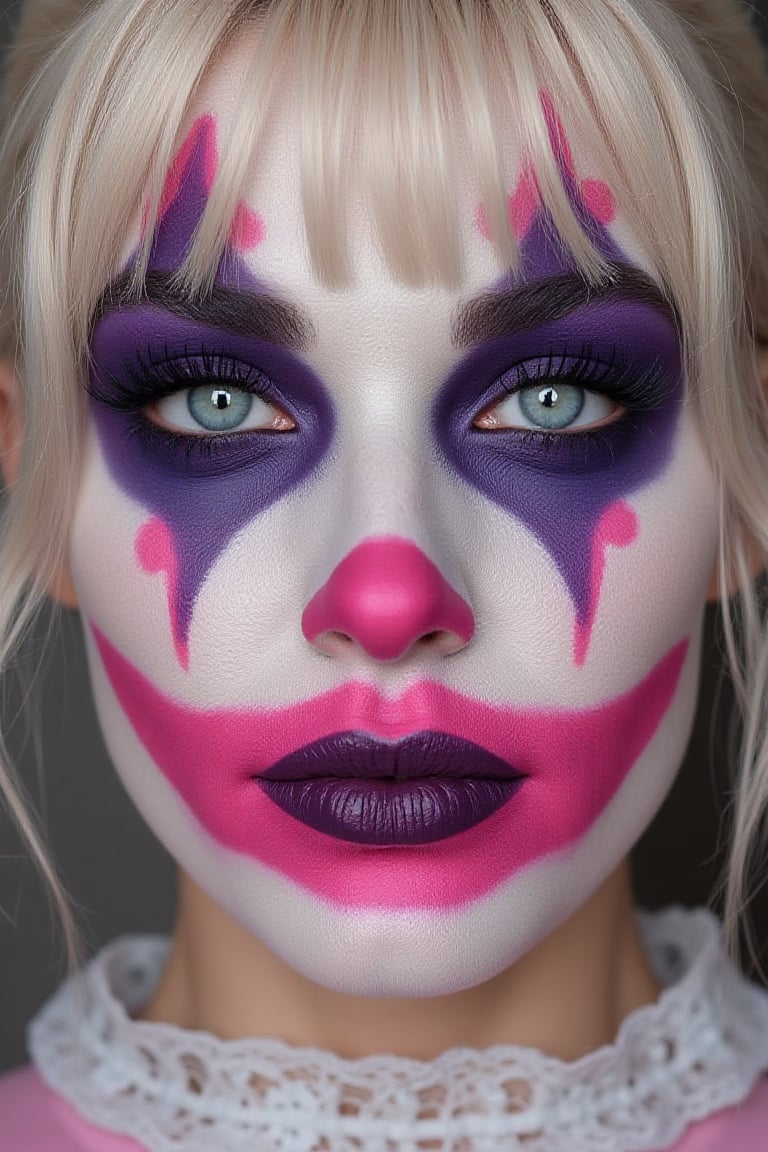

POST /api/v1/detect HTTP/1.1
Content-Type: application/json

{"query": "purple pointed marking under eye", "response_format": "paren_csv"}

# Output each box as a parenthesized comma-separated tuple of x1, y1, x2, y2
(88, 116, 335, 664)
(433, 90, 683, 663)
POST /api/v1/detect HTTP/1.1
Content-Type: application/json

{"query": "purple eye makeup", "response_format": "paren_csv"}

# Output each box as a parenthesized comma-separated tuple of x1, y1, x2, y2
(88, 310, 336, 664)
(67, 70, 721, 1006)
(86, 102, 686, 673)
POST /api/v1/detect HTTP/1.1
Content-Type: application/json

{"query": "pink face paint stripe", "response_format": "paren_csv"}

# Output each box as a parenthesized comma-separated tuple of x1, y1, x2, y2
(574, 500, 639, 667)
(134, 519, 189, 671)
(91, 622, 687, 910)
(157, 115, 218, 222)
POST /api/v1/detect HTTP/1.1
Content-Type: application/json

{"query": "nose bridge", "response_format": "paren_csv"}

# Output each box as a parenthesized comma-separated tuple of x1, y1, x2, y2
(321, 420, 442, 567)
(300, 412, 475, 662)
(347, 421, 425, 526)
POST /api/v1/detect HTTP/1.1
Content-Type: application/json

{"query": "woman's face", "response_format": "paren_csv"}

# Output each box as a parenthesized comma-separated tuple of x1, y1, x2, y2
(68, 52, 719, 996)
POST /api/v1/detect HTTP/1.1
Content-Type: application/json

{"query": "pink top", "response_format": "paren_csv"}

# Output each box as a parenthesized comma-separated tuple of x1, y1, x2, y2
(2, 1063, 768, 1151)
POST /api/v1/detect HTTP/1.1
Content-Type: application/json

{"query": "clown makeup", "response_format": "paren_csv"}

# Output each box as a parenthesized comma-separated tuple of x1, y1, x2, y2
(68, 52, 719, 999)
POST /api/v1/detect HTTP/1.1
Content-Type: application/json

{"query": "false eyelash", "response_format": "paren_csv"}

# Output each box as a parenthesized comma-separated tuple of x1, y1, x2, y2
(86, 343, 274, 411)
(499, 342, 669, 411)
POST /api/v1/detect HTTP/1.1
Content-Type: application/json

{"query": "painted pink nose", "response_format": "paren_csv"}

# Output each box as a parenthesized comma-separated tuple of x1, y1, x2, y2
(302, 536, 475, 661)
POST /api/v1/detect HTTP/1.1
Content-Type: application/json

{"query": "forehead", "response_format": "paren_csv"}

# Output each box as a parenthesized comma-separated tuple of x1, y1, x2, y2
(162, 32, 658, 307)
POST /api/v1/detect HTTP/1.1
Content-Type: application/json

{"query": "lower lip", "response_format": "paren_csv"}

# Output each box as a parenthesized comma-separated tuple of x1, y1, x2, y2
(257, 777, 524, 845)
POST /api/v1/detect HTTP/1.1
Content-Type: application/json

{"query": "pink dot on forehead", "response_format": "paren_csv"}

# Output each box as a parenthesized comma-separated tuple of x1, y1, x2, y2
(580, 178, 615, 225)
(230, 200, 264, 251)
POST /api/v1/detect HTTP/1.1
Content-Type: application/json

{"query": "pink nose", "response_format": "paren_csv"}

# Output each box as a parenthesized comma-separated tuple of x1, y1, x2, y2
(302, 536, 475, 661)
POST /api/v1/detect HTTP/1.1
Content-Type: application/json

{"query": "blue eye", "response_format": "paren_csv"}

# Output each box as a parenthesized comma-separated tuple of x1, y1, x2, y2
(477, 382, 619, 433)
(148, 383, 295, 434)
(469, 345, 673, 437)
(187, 385, 255, 431)
(519, 383, 584, 429)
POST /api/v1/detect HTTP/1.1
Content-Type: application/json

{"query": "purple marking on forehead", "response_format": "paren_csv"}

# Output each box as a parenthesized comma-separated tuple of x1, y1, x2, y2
(434, 105, 683, 628)
(88, 117, 335, 654)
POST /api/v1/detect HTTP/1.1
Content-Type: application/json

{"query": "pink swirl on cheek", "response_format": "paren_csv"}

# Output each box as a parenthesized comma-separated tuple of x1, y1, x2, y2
(574, 500, 638, 667)
(134, 519, 189, 671)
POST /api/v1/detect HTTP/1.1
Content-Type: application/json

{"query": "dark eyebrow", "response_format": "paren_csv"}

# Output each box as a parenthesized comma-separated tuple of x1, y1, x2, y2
(451, 261, 680, 347)
(92, 269, 316, 350)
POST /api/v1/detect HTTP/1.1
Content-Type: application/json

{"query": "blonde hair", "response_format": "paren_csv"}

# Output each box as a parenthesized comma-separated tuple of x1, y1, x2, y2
(1, 0, 768, 974)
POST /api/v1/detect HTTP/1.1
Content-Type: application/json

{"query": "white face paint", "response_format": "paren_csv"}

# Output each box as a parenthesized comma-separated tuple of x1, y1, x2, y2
(68, 45, 718, 997)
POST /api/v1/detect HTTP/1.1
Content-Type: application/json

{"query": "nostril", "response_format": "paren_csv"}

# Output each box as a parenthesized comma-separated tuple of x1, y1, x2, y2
(315, 630, 356, 658)
(303, 537, 475, 661)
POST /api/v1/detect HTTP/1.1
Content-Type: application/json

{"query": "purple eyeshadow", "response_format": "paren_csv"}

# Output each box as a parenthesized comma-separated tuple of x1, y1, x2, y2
(87, 107, 684, 666)
(432, 147, 684, 635)
(88, 120, 335, 656)
(432, 303, 682, 629)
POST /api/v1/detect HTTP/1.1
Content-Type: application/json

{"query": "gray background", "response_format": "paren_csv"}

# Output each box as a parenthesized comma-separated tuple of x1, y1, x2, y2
(1, 0, 768, 1076)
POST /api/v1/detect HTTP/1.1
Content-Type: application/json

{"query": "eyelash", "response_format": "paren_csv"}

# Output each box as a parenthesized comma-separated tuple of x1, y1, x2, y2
(86, 341, 669, 462)
(87, 345, 280, 461)
(488, 342, 668, 450)
(89, 345, 273, 410)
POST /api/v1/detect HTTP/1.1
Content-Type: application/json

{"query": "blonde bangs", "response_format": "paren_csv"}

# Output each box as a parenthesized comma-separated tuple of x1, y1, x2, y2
(45, 0, 743, 371)
(170, 0, 732, 395)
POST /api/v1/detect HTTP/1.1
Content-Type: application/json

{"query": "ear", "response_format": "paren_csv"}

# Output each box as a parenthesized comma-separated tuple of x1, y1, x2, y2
(0, 359, 79, 609)
(706, 343, 768, 602)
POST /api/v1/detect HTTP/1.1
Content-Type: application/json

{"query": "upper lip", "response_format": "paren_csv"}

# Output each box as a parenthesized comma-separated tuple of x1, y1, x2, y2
(257, 730, 525, 782)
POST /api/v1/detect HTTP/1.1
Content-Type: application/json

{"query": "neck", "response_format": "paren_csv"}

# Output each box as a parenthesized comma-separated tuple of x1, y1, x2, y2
(136, 859, 661, 1061)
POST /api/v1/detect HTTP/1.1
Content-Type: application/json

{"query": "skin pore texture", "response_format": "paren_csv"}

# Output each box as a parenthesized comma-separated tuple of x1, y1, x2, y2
(6, 36, 757, 1060)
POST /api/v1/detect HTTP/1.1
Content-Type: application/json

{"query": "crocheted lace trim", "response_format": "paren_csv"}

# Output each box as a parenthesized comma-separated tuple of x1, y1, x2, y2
(28, 906, 768, 1152)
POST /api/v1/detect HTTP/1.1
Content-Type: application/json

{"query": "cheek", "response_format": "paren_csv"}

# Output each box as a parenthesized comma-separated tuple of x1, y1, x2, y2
(424, 410, 718, 712)
(585, 415, 718, 676)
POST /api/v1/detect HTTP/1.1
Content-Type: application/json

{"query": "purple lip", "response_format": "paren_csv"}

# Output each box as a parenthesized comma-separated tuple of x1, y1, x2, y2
(256, 731, 526, 845)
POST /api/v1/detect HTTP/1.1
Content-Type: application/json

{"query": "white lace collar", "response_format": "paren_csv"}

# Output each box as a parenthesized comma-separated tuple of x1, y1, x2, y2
(28, 906, 768, 1152)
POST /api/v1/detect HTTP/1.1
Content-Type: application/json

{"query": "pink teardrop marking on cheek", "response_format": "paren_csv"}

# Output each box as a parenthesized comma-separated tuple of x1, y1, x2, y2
(573, 500, 639, 667)
(134, 518, 190, 672)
